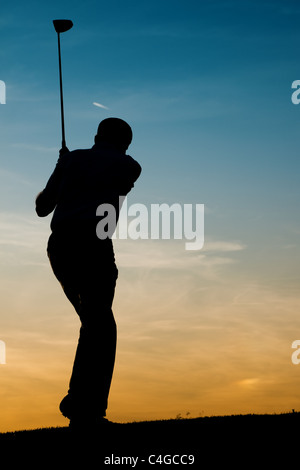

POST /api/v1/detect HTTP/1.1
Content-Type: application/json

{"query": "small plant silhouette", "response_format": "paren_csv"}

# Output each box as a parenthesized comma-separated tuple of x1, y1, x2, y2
(175, 411, 191, 420)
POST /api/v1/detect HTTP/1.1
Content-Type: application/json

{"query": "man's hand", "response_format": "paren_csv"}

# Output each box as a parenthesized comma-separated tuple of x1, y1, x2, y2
(59, 146, 70, 157)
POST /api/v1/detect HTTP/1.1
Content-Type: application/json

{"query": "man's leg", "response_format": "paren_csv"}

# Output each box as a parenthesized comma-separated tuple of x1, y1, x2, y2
(48, 233, 118, 423)
(68, 265, 118, 419)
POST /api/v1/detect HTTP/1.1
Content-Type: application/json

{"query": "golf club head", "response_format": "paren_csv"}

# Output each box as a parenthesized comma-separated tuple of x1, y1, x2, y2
(53, 19, 73, 34)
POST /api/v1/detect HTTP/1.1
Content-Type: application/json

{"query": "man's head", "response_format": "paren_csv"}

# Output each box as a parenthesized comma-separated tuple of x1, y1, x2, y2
(94, 117, 133, 152)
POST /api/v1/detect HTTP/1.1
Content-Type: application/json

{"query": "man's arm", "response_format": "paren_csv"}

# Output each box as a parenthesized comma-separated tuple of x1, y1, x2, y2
(119, 155, 142, 195)
(35, 148, 70, 217)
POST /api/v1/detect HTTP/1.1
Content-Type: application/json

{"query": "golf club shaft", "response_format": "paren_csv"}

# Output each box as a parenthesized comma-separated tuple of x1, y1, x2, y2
(57, 32, 66, 149)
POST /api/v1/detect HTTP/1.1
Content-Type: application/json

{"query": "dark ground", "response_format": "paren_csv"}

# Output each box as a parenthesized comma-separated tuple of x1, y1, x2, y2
(0, 412, 299, 467)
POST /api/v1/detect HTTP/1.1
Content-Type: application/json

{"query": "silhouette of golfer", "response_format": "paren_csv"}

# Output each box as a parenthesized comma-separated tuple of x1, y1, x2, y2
(35, 118, 141, 429)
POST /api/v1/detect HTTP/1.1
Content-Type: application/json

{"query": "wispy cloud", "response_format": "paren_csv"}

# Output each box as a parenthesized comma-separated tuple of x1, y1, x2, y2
(114, 237, 246, 270)
(0, 167, 33, 187)
(11, 143, 58, 153)
(203, 241, 246, 252)
(93, 102, 109, 110)
(0, 212, 49, 267)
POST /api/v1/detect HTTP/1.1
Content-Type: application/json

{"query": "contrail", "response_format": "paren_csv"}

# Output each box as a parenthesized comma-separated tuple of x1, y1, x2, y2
(93, 102, 109, 110)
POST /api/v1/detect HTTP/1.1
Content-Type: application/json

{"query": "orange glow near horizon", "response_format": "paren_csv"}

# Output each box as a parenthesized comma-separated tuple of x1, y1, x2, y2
(0, 218, 300, 433)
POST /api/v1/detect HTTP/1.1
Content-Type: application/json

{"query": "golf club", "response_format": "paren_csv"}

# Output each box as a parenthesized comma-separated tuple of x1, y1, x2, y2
(53, 19, 73, 151)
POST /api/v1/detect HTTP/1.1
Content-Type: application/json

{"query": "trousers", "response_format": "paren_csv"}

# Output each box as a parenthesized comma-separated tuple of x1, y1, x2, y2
(47, 230, 118, 417)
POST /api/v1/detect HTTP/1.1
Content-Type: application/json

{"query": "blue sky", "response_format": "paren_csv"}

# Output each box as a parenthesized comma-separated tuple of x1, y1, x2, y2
(1, 0, 300, 217)
(1, 0, 300, 431)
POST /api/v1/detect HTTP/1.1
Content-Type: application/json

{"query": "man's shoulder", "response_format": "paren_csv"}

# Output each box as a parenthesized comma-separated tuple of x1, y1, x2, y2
(62, 148, 94, 164)
(69, 147, 93, 157)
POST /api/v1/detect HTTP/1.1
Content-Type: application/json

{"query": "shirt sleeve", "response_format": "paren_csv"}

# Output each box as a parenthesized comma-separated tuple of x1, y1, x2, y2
(35, 153, 69, 217)
(119, 155, 142, 195)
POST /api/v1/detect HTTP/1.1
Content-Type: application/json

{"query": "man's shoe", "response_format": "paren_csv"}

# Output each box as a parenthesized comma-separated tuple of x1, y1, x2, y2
(59, 394, 114, 431)
(59, 394, 73, 419)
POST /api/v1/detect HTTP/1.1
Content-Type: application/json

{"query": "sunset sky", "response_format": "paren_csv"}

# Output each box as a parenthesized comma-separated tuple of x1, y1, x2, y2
(1, 0, 300, 432)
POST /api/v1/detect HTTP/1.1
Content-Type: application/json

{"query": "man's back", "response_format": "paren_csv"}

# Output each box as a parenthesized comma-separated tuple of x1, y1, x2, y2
(36, 141, 141, 236)
(49, 142, 141, 233)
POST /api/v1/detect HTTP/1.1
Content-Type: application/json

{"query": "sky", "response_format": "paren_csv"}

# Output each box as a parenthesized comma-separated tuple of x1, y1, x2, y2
(0, 0, 300, 432)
